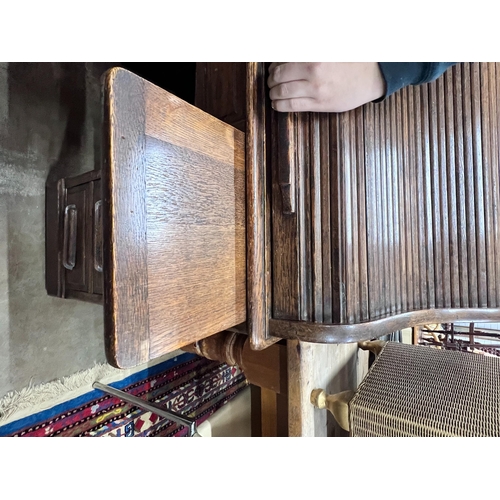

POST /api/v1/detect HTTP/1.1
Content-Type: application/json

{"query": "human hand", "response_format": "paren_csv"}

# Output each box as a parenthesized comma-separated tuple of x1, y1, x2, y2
(267, 62, 386, 113)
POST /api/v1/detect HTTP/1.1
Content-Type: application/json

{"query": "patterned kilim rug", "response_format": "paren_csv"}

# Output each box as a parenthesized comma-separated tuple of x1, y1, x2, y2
(0, 353, 247, 437)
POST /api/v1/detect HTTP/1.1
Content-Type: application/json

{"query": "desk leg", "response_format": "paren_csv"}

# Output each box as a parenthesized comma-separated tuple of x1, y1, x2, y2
(251, 385, 288, 437)
(287, 340, 368, 437)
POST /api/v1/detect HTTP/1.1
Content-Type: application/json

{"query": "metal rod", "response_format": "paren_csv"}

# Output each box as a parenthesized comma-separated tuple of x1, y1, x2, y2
(92, 382, 199, 437)
(443, 343, 500, 349)
(422, 330, 500, 340)
(421, 328, 500, 338)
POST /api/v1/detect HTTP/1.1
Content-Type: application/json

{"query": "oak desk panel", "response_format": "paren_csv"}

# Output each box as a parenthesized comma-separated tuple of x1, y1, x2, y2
(102, 68, 246, 368)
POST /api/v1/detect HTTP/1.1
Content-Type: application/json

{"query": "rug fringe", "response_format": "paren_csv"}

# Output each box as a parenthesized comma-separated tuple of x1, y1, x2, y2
(0, 363, 120, 424)
(0, 350, 184, 426)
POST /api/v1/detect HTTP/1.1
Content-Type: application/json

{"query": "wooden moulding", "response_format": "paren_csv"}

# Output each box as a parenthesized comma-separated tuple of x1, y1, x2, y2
(102, 68, 150, 368)
(246, 62, 280, 350)
(45, 176, 66, 298)
(270, 308, 500, 344)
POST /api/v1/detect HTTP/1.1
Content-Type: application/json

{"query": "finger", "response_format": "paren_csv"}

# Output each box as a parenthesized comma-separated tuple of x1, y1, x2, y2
(268, 62, 316, 88)
(271, 97, 318, 113)
(268, 62, 285, 72)
(269, 80, 315, 101)
(267, 62, 286, 88)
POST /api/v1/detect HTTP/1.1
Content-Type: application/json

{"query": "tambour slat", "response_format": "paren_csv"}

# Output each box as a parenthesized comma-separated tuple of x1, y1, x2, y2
(363, 103, 376, 320)
(298, 113, 312, 321)
(330, 113, 342, 323)
(320, 113, 333, 322)
(348, 109, 360, 323)
(445, 69, 460, 307)
(356, 106, 369, 322)
(437, 75, 452, 308)
(379, 99, 390, 316)
(429, 79, 444, 309)
(414, 85, 427, 309)
(395, 90, 408, 314)
(462, 63, 479, 307)
(373, 101, 384, 318)
(480, 63, 496, 307)
(401, 86, 414, 312)
(310, 113, 323, 322)
(388, 96, 401, 314)
(492, 64, 500, 306)
(471, 63, 488, 307)
(453, 64, 469, 307)
(421, 81, 435, 309)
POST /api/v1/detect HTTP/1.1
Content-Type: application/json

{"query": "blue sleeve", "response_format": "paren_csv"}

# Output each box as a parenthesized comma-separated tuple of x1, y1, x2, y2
(377, 62, 457, 99)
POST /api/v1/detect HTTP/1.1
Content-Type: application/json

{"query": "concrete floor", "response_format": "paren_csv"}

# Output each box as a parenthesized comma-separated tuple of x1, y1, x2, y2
(0, 63, 117, 397)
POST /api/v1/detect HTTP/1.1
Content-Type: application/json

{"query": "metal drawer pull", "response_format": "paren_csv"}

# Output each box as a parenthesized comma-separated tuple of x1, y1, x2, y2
(62, 204, 77, 270)
(94, 200, 103, 272)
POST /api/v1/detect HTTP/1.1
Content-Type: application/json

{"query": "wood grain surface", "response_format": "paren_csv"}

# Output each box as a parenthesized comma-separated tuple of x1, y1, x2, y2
(246, 62, 279, 349)
(102, 68, 246, 368)
(195, 62, 246, 132)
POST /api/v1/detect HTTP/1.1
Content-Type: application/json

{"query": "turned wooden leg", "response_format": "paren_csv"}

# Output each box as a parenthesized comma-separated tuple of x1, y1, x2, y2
(183, 331, 287, 395)
(310, 389, 355, 432)
(183, 331, 247, 367)
(183, 332, 288, 437)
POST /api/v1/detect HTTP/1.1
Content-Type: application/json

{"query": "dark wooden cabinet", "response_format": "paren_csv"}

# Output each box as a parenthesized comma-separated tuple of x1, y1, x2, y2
(46, 169, 103, 303)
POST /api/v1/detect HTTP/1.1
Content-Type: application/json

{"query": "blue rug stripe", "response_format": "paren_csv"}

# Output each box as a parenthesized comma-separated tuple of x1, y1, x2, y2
(0, 352, 197, 436)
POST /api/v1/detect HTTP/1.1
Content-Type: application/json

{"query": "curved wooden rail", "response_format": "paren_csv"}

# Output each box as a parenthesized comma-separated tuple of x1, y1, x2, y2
(270, 308, 500, 343)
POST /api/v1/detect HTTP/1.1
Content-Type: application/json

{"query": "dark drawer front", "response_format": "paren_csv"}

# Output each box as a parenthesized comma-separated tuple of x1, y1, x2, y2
(46, 170, 103, 303)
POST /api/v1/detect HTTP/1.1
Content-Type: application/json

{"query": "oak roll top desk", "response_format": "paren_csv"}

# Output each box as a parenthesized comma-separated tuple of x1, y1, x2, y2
(47, 62, 500, 374)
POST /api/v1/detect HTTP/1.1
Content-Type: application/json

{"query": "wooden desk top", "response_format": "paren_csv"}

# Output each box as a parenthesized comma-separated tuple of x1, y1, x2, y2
(102, 68, 246, 368)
